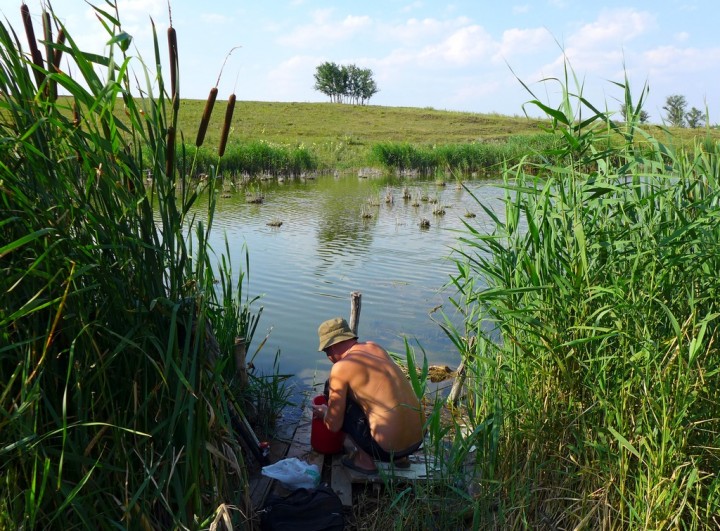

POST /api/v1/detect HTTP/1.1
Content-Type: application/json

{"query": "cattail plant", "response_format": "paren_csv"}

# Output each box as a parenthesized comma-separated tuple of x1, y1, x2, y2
(167, 25, 178, 110)
(48, 28, 66, 102)
(218, 93, 236, 157)
(21, 3, 45, 90)
(195, 87, 218, 147)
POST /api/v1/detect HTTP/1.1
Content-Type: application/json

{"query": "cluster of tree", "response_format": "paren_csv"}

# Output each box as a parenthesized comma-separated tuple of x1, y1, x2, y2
(662, 95, 706, 128)
(621, 95, 707, 128)
(313, 62, 379, 105)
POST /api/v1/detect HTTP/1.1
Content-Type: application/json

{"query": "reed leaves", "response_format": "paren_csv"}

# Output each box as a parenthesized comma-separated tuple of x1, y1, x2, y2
(442, 64, 720, 528)
(1, 4, 260, 528)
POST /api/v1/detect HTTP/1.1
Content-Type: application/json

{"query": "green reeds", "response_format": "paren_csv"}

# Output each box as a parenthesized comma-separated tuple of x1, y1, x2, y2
(1, 4, 262, 528)
(370, 135, 561, 176)
(439, 62, 720, 527)
(188, 139, 318, 178)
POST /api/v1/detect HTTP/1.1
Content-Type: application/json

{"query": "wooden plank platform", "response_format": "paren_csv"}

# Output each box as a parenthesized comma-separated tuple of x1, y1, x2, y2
(251, 405, 437, 510)
(331, 450, 435, 485)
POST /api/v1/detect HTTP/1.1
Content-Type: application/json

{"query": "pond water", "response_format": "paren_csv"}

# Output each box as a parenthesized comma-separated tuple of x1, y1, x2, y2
(200, 172, 506, 398)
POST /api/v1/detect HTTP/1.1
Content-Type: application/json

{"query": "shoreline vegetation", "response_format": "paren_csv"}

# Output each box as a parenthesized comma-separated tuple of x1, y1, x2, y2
(3, 3, 720, 530)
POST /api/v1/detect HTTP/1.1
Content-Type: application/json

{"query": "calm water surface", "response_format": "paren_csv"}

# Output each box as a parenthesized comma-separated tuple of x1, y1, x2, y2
(201, 173, 505, 397)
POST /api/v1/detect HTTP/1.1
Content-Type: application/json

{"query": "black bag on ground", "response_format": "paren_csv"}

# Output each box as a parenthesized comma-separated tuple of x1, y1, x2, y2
(259, 484, 344, 530)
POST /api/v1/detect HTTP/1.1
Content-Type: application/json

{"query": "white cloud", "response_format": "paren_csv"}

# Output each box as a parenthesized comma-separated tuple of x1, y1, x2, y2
(278, 10, 372, 48)
(418, 25, 498, 66)
(265, 55, 322, 100)
(512, 5, 531, 15)
(644, 45, 720, 77)
(401, 1, 425, 13)
(498, 28, 553, 59)
(568, 8, 655, 47)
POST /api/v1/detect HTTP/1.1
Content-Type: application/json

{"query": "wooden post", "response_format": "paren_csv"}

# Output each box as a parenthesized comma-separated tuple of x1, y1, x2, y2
(447, 360, 466, 406)
(349, 291, 362, 336)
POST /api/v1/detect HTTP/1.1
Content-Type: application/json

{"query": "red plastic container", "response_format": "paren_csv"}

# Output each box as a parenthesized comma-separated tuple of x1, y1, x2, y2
(311, 395, 345, 454)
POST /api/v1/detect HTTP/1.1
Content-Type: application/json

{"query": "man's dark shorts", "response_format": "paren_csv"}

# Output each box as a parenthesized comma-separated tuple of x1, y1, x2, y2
(323, 381, 422, 462)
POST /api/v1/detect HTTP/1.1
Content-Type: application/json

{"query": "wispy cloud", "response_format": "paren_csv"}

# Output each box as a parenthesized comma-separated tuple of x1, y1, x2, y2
(277, 9, 372, 48)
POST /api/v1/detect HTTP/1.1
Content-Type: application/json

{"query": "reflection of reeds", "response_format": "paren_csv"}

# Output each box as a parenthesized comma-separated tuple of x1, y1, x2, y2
(433, 206, 446, 216)
(402, 186, 411, 200)
(361, 205, 373, 219)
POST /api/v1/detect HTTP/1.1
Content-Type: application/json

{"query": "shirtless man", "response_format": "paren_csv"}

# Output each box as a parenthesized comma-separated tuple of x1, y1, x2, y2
(312, 317, 424, 474)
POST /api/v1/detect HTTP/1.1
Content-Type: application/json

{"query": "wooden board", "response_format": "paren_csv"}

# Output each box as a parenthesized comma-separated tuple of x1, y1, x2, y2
(332, 451, 438, 484)
(330, 456, 353, 506)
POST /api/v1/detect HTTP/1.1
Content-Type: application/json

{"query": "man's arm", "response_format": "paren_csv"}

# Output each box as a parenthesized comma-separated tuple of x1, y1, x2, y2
(324, 365, 348, 433)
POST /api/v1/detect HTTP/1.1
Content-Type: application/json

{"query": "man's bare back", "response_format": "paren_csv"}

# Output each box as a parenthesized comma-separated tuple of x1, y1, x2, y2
(325, 340, 423, 453)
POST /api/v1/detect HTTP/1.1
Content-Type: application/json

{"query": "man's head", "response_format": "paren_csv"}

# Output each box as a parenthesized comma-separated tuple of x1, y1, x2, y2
(318, 317, 357, 352)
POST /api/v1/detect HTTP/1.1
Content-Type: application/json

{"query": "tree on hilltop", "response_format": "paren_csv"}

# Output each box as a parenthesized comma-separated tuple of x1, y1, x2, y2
(663, 94, 687, 127)
(686, 107, 705, 129)
(313, 62, 378, 105)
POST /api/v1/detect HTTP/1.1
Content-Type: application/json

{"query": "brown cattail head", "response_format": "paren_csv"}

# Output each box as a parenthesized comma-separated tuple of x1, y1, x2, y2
(167, 27, 178, 107)
(72, 101, 80, 128)
(42, 11, 55, 100)
(52, 29, 66, 72)
(218, 94, 236, 157)
(195, 87, 218, 147)
(166, 126, 176, 178)
(21, 4, 46, 90)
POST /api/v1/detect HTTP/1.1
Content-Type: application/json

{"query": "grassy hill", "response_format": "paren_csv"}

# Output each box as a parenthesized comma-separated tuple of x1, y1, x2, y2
(171, 99, 719, 172)
(176, 99, 549, 148)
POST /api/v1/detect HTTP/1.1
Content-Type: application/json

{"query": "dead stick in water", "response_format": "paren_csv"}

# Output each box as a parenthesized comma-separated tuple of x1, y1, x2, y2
(349, 291, 362, 336)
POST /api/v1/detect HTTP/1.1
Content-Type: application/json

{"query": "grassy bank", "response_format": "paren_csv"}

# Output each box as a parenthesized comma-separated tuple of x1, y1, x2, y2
(172, 98, 720, 174)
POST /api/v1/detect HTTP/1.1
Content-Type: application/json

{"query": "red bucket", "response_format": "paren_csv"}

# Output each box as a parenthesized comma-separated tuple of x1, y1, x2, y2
(311, 395, 345, 454)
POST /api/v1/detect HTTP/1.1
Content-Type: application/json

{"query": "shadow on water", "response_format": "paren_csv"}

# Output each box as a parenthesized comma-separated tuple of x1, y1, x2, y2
(195, 172, 507, 400)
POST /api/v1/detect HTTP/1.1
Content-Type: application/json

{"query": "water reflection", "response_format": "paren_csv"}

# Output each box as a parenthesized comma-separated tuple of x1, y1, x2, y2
(196, 173, 506, 398)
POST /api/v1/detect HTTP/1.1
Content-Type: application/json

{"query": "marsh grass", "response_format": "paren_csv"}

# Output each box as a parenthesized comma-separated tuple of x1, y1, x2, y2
(0, 5, 269, 528)
(431, 66, 720, 528)
(361, 66, 720, 530)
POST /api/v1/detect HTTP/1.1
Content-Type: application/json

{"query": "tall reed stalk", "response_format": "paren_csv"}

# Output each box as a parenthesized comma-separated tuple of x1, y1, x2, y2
(439, 63, 720, 528)
(1, 4, 259, 528)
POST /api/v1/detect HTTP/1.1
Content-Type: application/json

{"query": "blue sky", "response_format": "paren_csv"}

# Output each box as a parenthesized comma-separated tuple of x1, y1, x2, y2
(6, 1, 720, 123)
